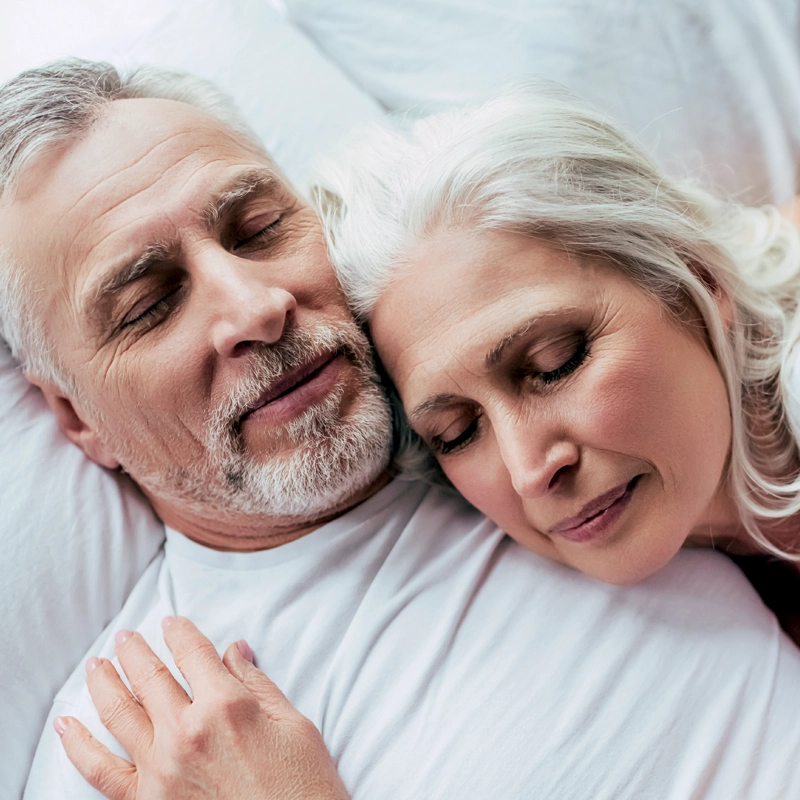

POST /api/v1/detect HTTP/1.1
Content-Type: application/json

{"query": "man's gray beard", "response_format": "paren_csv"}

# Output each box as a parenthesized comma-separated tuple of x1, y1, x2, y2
(135, 320, 393, 522)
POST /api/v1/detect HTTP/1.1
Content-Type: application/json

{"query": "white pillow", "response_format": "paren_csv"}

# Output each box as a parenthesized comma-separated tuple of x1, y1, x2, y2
(0, 0, 383, 192)
(285, 0, 800, 205)
(0, 2, 382, 796)
(0, 340, 164, 795)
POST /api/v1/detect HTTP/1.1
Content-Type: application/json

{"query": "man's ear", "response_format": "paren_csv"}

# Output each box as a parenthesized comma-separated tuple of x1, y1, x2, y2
(27, 376, 120, 469)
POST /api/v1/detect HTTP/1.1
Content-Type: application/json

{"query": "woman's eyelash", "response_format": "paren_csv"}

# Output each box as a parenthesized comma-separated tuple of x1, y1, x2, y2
(536, 335, 590, 385)
(433, 415, 482, 456)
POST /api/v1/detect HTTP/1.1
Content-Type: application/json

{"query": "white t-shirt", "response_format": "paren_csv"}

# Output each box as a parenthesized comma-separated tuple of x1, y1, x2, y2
(24, 479, 800, 799)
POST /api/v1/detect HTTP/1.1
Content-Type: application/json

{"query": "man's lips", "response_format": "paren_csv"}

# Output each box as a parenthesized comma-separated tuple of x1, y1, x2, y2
(240, 350, 339, 422)
(548, 476, 641, 536)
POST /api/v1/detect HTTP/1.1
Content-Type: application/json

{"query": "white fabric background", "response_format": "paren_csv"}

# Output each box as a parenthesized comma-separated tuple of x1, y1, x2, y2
(285, 0, 800, 204)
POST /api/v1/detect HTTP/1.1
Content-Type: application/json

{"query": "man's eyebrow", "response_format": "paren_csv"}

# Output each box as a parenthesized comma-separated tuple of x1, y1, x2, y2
(203, 169, 283, 230)
(80, 169, 284, 329)
(82, 240, 177, 326)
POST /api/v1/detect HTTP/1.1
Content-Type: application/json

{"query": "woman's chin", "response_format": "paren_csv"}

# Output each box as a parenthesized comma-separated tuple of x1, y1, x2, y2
(564, 535, 687, 586)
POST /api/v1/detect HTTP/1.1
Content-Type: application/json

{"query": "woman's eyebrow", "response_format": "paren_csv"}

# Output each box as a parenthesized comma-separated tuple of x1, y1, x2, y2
(407, 393, 461, 425)
(483, 308, 577, 369)
(408, 310, 579, 423)
(407, 322, 542, 422)
(483, 316, 538, 369)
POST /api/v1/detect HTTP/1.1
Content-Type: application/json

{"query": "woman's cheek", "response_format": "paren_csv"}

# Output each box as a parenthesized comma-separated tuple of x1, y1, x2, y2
(443, 452, 517, 525)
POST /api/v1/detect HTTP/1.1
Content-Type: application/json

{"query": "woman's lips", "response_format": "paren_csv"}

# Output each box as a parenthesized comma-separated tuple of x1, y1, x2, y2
(240, 352, 342, 427)
(548, 476, 642, 544)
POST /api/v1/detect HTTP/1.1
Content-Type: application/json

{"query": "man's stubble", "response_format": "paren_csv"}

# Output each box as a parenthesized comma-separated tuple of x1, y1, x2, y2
(110, 320, 393, 523)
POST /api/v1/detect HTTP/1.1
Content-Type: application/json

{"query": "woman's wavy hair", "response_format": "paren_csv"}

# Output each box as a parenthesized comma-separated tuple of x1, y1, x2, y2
(311, 79, 800, 559)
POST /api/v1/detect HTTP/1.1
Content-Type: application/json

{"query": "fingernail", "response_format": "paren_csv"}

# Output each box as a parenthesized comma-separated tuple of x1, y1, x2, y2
(85, 656, 100, 674)
(114, 629, 133, 647)
(237, 639, 255, 663)
(53, 716, 67, 737)
(161, 615, 176, 631)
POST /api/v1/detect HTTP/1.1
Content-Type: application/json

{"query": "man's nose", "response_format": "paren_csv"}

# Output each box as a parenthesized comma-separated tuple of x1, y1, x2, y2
(200, 249, 298, 358)
(495, 415, 579, 499)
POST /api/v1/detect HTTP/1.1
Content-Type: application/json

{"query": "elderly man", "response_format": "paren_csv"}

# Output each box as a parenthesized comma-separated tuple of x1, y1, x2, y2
(6, 60, 800, 799)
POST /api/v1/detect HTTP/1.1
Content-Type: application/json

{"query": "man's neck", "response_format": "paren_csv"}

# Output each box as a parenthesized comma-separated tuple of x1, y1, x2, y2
(145, 470, 393, 552)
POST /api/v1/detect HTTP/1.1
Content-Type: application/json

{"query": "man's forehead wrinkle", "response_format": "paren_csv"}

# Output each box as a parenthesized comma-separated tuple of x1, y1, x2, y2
(78, 203, 169, 274)
(75, 150, 268, 258)
(60, 142, 198, 281)
(65, 128, 199, 223)
(71, 143, 226, 236)
(65, 126, 246, 257)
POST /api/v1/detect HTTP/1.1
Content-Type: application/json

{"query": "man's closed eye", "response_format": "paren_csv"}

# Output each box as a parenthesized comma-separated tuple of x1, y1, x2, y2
(233, 216, 283, 252)
(121, 285, 185, 330)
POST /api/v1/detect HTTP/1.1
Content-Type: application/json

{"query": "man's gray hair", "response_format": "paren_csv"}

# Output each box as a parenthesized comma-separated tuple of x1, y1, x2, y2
(0, 58, 264, 391)
(311, 78, 800, 558)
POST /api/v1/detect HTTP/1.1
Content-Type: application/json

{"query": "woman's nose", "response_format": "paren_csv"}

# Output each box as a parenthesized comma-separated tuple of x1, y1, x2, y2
(203, 251, 298, 358)
(495, 419, 579, 499)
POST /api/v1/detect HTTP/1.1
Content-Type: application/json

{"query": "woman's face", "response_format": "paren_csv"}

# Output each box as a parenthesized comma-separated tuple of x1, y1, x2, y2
(370, 229, 734, 584)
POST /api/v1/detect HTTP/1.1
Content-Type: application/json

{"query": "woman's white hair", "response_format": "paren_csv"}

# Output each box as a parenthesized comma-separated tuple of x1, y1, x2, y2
(0, 57, 264, 393)
(311, 78, 800, 559)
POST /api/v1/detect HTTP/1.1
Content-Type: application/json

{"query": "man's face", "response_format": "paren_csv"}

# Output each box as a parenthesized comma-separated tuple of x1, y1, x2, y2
(0, 98, 391, 545)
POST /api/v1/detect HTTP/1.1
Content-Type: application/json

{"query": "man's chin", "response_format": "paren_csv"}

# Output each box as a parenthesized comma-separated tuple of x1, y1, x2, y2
(128, 358, 393, 529)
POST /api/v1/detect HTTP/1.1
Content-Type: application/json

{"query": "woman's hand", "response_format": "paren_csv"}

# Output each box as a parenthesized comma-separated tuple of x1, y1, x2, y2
(55, 617, 350, 800)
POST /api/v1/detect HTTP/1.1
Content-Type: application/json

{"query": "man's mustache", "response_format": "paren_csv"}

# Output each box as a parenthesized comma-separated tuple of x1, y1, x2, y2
(209, 322, 374, 439)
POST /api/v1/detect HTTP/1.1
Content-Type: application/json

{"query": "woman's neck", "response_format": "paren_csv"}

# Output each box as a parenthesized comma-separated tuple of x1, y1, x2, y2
(685, 478, 759, 555)
(686, 477, 800, 557)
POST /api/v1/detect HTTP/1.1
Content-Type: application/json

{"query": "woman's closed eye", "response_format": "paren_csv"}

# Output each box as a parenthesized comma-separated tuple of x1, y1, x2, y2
(429, 413, 483, 456)
(426, 332, 590, 457)
(524, 331, 590, 386)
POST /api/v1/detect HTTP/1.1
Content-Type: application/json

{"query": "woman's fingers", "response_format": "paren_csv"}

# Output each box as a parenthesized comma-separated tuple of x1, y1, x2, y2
(69, 620, 350, 800)
(85, 657, 153, 760)
(57, 715, 137, 800)
(161, 616, 239, 697)
(221, 640, 296, 720)
(113, 630, 191, 723)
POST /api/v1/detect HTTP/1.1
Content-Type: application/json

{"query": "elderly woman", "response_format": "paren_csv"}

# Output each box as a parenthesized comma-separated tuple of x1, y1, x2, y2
(58, 82, 800, 798)
(313, 79, 800, 586)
